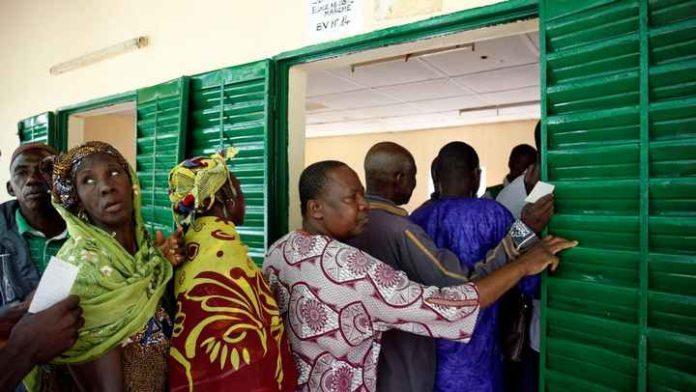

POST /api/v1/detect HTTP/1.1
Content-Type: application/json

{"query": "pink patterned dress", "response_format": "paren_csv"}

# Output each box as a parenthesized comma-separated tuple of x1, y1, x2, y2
(263, 230, 482, 392)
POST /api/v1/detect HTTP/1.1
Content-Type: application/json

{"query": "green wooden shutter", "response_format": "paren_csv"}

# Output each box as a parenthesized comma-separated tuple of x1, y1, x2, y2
(17, 112, 57, 146)
(187, 60, 273, 266)
(540, 0, 696, 390)
(136, 77, 190, 235)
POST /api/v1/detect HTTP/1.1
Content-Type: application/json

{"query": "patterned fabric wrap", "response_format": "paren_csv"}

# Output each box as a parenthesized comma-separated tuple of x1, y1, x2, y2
(410, 197, 513, 392)
(168, 148, 238, 228)
(48, 142, 173, 364)
(169, 216, 297, 392)
(264, 230, 482, 392)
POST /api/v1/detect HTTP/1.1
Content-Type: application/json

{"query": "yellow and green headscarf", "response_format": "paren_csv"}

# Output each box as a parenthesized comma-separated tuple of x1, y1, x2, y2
(168, 147, 238, 227)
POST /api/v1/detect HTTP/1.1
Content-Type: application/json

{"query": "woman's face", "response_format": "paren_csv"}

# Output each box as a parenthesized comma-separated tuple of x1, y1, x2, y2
(74, 153, 133, 230)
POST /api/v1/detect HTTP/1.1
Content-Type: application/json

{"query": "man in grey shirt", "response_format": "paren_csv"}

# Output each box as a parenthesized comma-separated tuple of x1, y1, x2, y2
(346, 142, 551, 392)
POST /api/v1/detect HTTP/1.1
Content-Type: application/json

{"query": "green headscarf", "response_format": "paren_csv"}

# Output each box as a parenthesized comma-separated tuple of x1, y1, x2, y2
(49, 142, 172, 364)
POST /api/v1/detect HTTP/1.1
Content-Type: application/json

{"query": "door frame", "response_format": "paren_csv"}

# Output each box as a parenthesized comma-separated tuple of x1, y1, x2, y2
(271, 0, 539, 240)
(55, 90, 136, 151)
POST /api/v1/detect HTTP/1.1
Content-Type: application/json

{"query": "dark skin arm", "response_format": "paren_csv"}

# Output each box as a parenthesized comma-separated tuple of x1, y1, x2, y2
(69, 348, 124, 392)
(475, 236, 576, 308)
(0, 296, 83, 390)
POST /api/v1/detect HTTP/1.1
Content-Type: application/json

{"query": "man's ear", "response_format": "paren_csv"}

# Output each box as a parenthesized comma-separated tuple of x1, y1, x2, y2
(308, 199, 323, 220)
(7, 181, 15, 197)
(395, 171, 405, 184)
(472, 169, 482, 197)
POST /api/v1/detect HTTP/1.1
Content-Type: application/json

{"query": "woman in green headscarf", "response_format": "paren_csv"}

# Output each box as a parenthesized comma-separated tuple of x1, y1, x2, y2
(45, 141, 183, 391)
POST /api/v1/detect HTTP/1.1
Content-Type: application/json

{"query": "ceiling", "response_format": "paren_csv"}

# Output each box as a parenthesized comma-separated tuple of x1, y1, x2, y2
(305, 32, 540, 138)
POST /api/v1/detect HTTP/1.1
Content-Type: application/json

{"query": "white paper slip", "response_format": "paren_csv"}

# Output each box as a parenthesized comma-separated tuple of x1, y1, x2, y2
(28, 256, 79, 314)
(524, 181, 556, 204)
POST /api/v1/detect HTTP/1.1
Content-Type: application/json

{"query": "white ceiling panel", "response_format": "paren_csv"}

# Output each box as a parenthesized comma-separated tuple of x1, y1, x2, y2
(306, 109, 366, 124)
(354, 103, 423, 118)
(308, 103, 421, 124)
(329, 58, 440, 88)
(306, 99, 333, 112)
(422, 35, 538, 76)
(412, 95, 488, 113)
(304, 31, 541, 137)
(527, 33, 540, 51)
(316, 89, 399, 110)
(374, 78, 471, 101)
(453, 63, 539, 93)
(307, 71, 363, 97)
(479, 86, 540, 105)
(379, 112, 455, 127)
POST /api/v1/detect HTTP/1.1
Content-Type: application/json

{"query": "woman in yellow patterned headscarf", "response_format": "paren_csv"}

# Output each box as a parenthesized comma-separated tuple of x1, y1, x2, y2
(168, 149, 297, 392)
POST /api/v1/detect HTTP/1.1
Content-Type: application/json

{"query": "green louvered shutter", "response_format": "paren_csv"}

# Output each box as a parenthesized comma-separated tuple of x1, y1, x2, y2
(540, 0, 696, 391)
(188, 60, 273, 266)
(17, 112, 57, 146)
(136, 77, 190, 235)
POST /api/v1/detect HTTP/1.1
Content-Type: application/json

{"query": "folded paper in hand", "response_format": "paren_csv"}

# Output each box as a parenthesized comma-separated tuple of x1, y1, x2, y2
(28, 256, 79, 314)
(524, 181, 555, 204)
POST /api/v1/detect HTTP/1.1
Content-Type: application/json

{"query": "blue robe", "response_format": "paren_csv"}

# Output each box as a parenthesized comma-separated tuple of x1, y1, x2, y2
(411, 197, 513, 392)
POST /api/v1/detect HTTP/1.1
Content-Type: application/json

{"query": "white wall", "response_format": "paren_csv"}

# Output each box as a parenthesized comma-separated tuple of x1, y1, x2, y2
(0, 0, 504, 200)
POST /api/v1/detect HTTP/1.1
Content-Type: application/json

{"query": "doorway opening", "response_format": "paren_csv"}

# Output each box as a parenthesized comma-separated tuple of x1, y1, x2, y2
(287, 19, 540, 228)
(66, 101, 136, 166)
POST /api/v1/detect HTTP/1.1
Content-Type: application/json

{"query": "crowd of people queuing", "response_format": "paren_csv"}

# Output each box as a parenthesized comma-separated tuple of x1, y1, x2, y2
(0, 120, 576, 392)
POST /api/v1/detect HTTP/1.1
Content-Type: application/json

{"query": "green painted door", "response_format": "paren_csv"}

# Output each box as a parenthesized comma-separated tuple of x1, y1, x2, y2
(17, 112, 56, 146)
(187, 60, 274, 266)
(136, 77, 190, 235)
(540, 0, 696, 390)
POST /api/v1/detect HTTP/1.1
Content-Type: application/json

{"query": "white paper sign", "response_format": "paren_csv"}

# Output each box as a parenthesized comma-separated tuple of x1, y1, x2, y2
(524, 181, 555, 204)
(307, 0, 363, 42)
(28, 257, 79, 314)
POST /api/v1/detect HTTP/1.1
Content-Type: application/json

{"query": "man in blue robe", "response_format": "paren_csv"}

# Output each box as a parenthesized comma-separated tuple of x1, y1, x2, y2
(411, 142, 551, 392)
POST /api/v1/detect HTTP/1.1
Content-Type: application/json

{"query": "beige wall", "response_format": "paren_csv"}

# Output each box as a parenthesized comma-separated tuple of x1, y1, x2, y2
(304, 119, 537, 213)
(81, 114, 137, 166)
(65, 113, 136, 166)
(0, 0, 505, 200)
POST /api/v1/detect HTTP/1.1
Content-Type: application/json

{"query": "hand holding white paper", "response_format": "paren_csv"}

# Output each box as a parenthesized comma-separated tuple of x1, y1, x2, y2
(524, 181, 555, 204)
(28, 256, 79, 314)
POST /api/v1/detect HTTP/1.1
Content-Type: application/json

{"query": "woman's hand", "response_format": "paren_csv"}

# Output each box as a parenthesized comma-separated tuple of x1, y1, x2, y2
(155, 226, 186, 266)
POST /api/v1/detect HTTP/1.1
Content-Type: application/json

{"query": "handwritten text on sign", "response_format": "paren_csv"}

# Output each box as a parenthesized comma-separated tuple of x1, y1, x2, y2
(307, 0, 363, 41)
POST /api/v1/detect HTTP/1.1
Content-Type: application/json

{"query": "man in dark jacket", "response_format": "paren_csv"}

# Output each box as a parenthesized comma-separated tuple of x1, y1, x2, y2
(0, 143, 66, 312)
(346, 142, 551, 392)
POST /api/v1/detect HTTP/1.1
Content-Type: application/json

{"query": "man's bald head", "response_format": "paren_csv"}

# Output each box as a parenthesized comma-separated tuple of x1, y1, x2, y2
(364, 142, 416, 205)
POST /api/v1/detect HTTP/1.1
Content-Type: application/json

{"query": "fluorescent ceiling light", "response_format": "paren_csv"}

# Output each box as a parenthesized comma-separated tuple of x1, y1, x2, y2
(458, 100, 540, 116)
(50, 37, 149, 75)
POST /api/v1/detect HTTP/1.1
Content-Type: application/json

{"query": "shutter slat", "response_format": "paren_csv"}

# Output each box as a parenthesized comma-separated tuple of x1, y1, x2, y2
(188, 60, 271, 267)
(135, 77, 189, 235)
(17, 112, 56, 147)
(542, 0, 696, 389)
